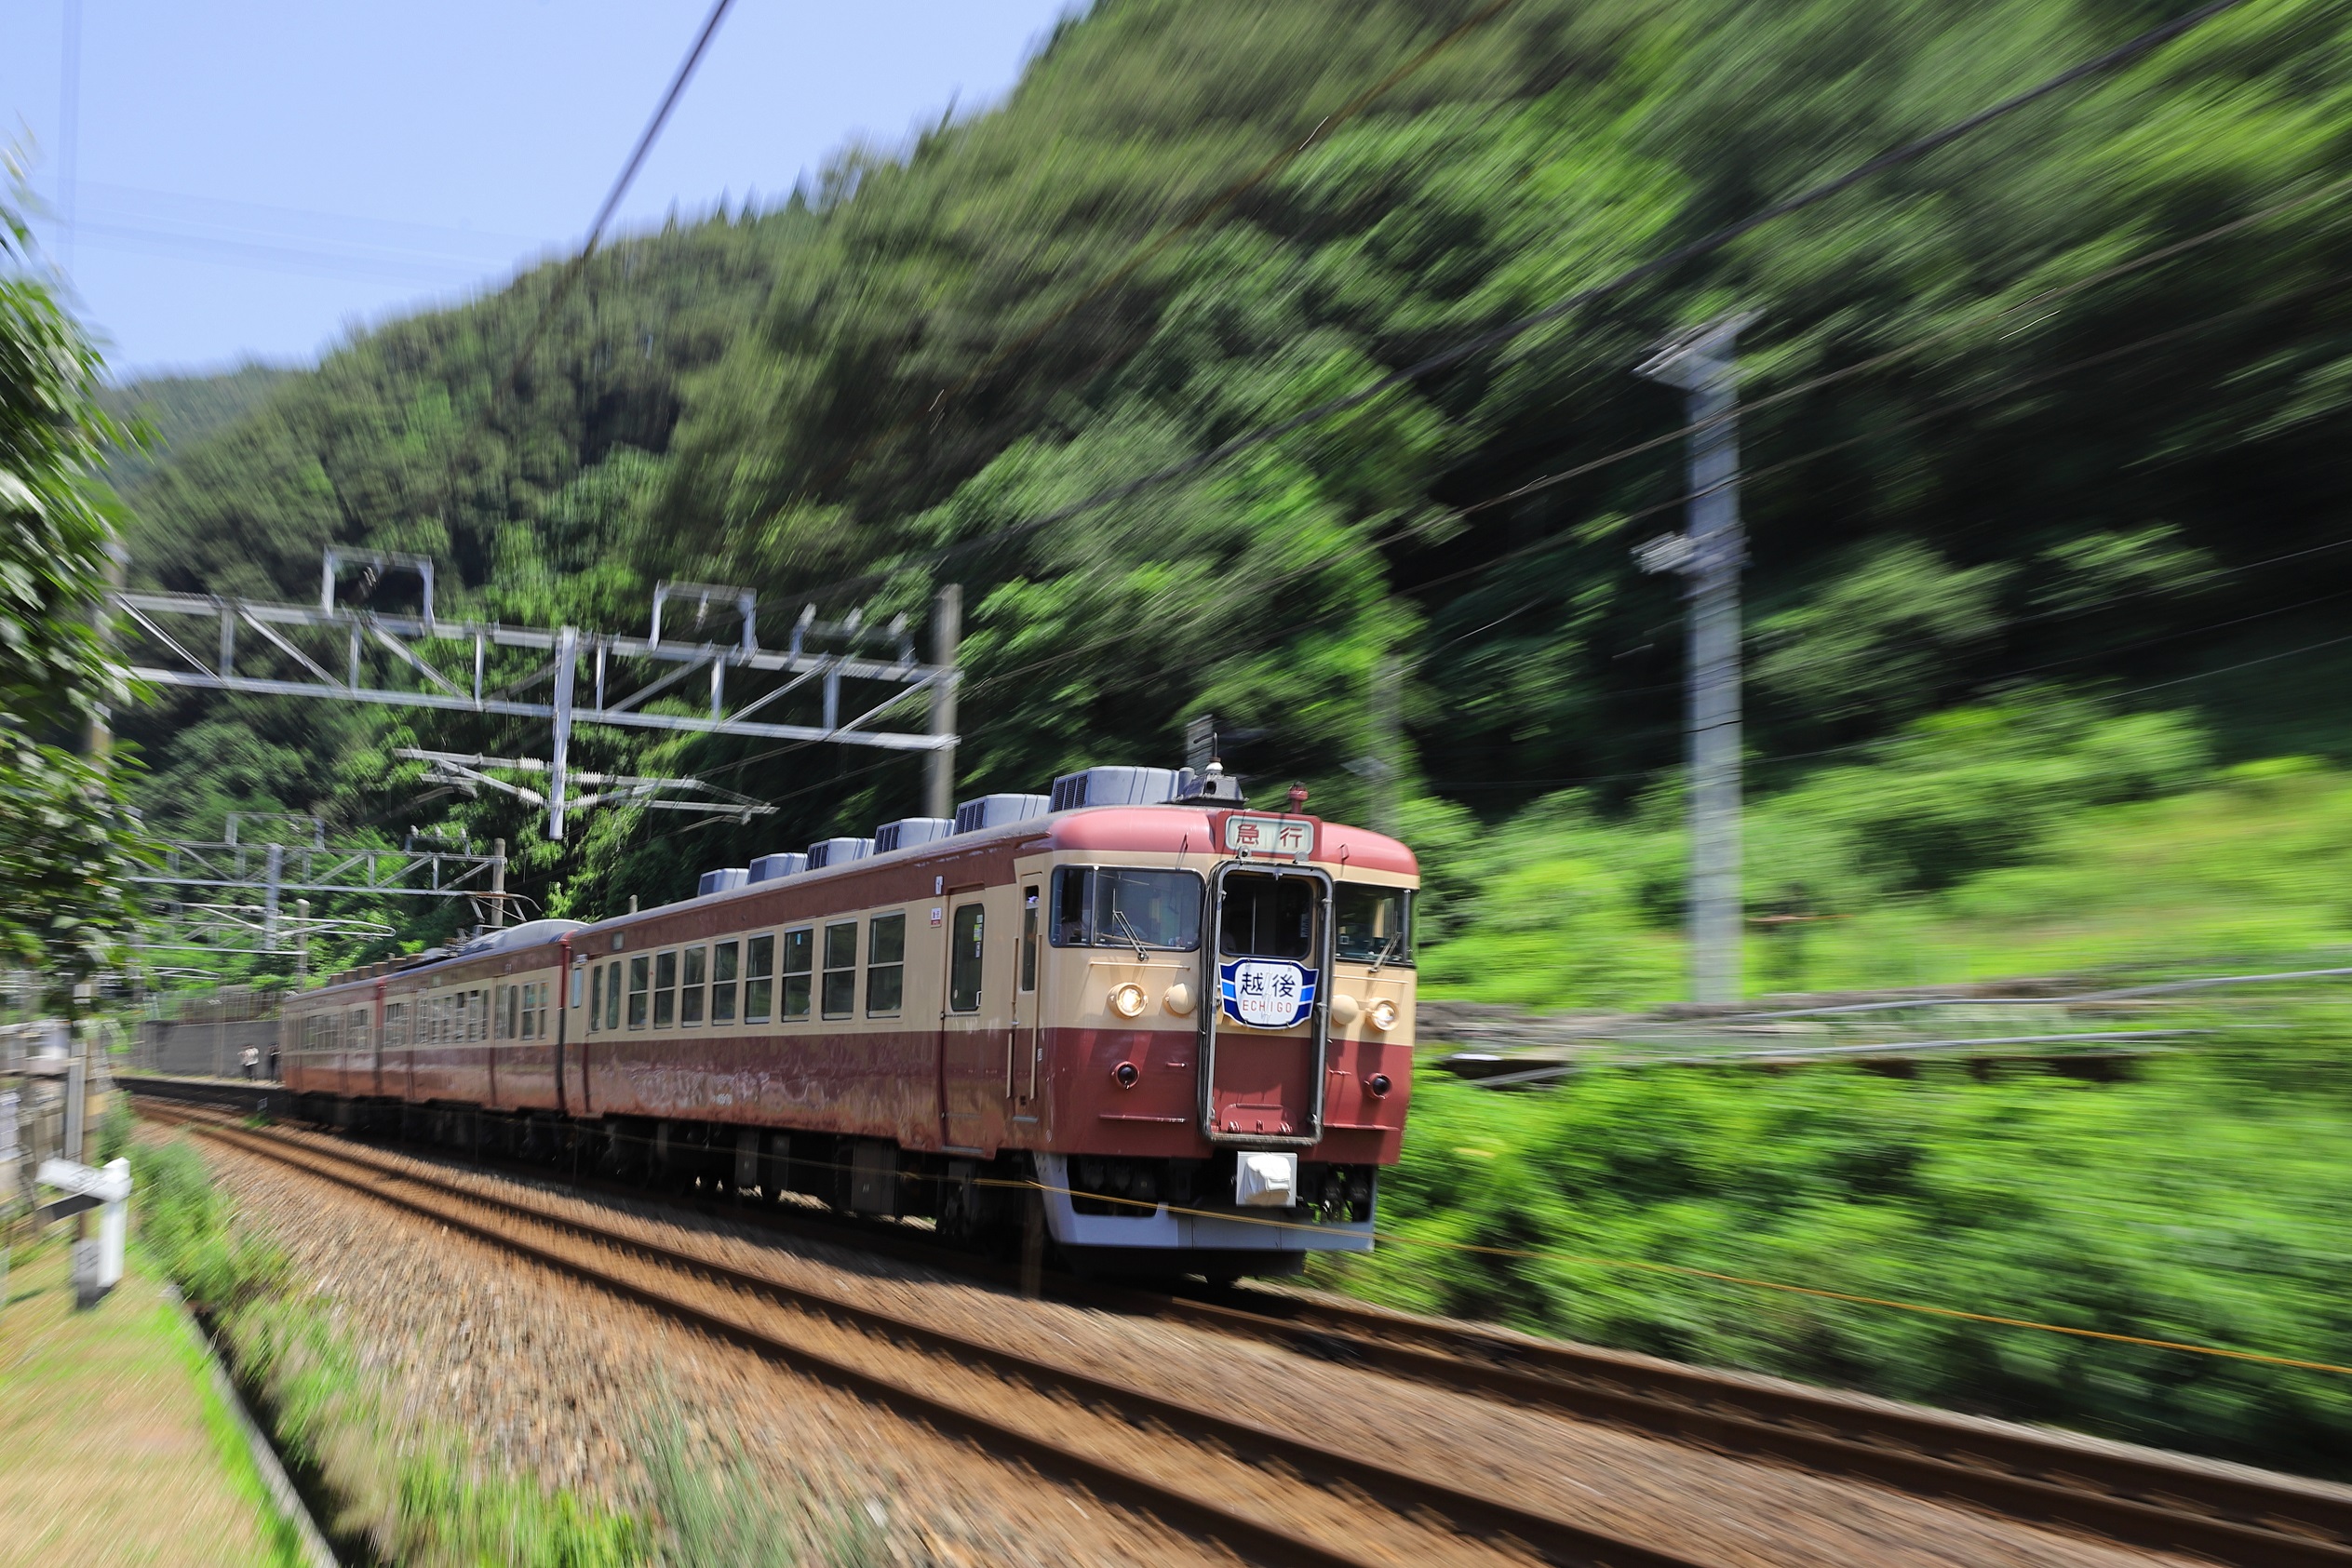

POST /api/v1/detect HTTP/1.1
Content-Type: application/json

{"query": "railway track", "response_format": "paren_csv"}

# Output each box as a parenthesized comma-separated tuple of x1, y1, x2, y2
(138, 1102, 1705, 1568)
(1083, 1282, 2352, 1568)
(132, 1085, 2352, 1568)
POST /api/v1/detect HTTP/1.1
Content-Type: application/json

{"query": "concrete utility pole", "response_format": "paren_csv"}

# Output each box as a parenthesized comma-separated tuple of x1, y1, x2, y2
(489, 838, 508, 929)
(924, 583, 962, 821)
(1636, 313, 1756, 1006)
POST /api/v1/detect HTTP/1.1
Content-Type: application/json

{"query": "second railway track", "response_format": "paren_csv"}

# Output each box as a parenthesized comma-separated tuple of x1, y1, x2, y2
(136, 1088, 2352, 1568)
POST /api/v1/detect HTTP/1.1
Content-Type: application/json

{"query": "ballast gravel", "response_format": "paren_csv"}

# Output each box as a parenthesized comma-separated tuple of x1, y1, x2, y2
(186, 1120, 2214, 1568)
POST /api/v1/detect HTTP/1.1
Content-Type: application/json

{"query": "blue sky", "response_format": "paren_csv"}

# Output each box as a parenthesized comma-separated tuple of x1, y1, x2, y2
(1, 1, 1079, 378)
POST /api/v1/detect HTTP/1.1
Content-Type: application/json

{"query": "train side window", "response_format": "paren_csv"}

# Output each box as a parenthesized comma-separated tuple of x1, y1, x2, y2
(605, 963, 622, 1031)
(1050, 866, 1090, 945)
(680, 945, 707, 1026)
(385, 1002, 405, 1048)
(1020, 888, 1040, 992)
(348, 1009, 368, 1052)
(780, 929, 813, 1020)
(503, 985, 519, 1040)
(948, 905, 984, 1013)
(588, 968, 602, 1032)
(534, 982, 550, 1039)
(867, 914, 906, 1016)
(627, 958, 650, 1028)
(711, 940, 739, 1024)
(653, 951, 678, 1027)
(523, 983, 542, 1040)
(821, 921, 857, 1019)
(745, 935, 774, 1023)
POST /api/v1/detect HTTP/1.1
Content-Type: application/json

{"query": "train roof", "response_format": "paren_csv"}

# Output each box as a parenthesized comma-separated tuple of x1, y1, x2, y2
(301, 803, 1415, 998)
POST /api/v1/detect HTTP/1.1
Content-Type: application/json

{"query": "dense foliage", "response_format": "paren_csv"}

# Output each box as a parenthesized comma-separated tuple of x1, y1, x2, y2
(108, 0, 2352, 956)
(0, 170, 148, 996)
(1334, 1049, 2352, 1477)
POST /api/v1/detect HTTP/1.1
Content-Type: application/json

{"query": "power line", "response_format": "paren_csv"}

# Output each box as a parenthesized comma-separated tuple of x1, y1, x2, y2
(498, 0, 738, 402)
(779, 0, 2255, 607)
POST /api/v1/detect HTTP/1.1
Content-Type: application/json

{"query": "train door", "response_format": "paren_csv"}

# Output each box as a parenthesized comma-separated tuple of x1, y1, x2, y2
(936, 889, 1004, 1153)
(1199, 864, 1331, 1147)
(1008, 881, 1043, 1132)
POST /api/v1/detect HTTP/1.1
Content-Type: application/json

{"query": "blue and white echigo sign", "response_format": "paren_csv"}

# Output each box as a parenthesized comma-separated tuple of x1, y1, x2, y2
(1220, 959, 1317, 1028)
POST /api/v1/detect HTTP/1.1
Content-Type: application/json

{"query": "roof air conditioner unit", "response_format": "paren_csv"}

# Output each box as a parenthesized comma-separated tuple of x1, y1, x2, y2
(1048, 766, 1181, 811)
(806, 837, 874, 869)
(874, 817, 955, 852)
(952, 793, 1051, 834)
(747, 852, 807, 883)
(696, 867, 750, 897)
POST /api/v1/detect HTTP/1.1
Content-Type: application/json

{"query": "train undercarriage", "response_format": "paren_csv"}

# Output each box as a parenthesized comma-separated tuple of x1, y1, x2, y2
(289, 1092, 1378, 1280)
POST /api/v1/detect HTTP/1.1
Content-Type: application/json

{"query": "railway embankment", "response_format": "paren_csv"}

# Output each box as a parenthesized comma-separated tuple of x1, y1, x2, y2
(138, 1097, 2276, 1568)
(1331, 1015, 2352, 1481)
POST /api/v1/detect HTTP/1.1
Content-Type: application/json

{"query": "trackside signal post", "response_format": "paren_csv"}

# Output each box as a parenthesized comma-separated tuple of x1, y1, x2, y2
(1637, 313, 1755, 1005)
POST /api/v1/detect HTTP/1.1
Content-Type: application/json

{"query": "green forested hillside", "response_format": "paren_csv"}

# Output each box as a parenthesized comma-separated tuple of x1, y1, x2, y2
(100, 361, 295, 496)
(114, 0, 2352, 968)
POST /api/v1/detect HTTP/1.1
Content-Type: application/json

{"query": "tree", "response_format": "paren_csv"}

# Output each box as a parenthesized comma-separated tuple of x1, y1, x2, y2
(0, 167, 150, 1001)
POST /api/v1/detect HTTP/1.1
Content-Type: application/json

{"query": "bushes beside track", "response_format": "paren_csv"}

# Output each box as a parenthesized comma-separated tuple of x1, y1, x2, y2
(1326, 1040, 2352, 1478)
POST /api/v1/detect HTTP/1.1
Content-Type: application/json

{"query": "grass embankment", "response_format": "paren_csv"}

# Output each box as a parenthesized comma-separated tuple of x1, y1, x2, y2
(1415, 700, 2352, 1007)
(1324, 1036, 2352, 1477)
(0, 1232, 312, 1567)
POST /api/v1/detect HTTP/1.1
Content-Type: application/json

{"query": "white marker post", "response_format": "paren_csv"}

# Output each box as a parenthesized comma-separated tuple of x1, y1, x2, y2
(37, 1157, 132, 1307)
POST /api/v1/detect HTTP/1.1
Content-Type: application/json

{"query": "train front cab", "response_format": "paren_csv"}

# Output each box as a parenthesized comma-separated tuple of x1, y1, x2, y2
(1028, 811, 1415, 1278)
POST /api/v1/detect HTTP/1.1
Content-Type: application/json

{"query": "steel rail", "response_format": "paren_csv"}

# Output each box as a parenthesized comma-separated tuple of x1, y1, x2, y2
(142, 1105, 1709, 1568)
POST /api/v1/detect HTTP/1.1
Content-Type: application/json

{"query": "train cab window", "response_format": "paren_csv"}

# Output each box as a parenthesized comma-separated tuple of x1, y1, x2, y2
(653, 952, 678, 1027)
(627, 957, 650, 1028)
(948, 905, 985, 1013)
(1049, 866, 1202, 950)
(1219, 873, 1318, 960)
(867, 914, 906, 1016)
(1020, 888, 1040, 991)
(1335, 885, 1414, 966)
(711, 941, 739, 1023)
(821, 922, 857, 1019)
(680, 945, 707, 1026)
(780, 929, 813, 1020)
(746, 935, 775, 1023)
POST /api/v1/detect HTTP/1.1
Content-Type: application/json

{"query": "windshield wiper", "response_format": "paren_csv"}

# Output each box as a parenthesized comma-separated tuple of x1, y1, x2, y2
(1367, 933, 1402, 976)
(1111, 911, 1150, 962)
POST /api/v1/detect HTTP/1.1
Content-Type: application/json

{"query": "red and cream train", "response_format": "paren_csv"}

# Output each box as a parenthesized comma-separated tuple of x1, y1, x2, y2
(282, 767, 1418, 1276)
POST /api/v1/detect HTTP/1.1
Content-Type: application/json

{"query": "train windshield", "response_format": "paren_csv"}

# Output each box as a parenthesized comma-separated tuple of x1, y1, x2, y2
(1218, 872, 1318, 960)
(1335, 884, 1413, 965)
(1051, 866, 1203, 949)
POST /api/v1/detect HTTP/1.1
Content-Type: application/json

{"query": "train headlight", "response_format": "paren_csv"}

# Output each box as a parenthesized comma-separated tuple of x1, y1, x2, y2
(1368, 998, 1400, 1032)
(1163, 982, 1195, 1016)
(1329, 993, 1361, 1025)
(1109, 982, 1148, 1019)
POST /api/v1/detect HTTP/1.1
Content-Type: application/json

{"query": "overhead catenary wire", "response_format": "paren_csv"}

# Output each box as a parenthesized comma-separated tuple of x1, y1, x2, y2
(497, 0, 738, 405)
